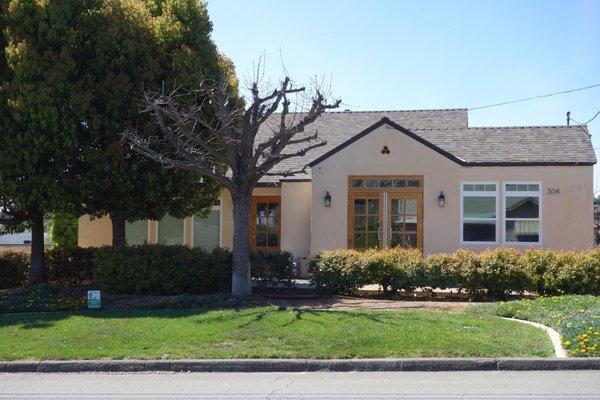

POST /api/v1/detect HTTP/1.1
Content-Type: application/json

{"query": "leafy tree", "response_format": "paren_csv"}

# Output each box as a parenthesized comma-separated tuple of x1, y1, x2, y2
(79, 0, 237, 245)
(0, 0, 93, 284)
(127, 77, 340, 296)
(50, 213, 78, 249)
(0, 0, 236, 284)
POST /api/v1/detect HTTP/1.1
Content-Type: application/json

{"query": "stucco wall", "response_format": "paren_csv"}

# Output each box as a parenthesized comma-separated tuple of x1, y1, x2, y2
(78, 215, 112, 247)
(310, 124, 594, 255)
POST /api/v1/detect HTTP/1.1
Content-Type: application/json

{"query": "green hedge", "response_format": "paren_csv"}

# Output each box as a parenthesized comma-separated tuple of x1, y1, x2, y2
(0, 251, 30, 289)
(310, 248, 600, 299)
(93, 245, 294, 295)
(1, 246, 293, 294)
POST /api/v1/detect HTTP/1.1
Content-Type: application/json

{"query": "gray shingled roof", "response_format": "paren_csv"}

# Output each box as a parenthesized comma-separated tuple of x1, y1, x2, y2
(256, 109, 595, 184)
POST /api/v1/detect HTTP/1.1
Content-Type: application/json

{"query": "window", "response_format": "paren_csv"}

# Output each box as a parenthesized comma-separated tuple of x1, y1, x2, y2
(125, 220, 148, 245)
(193, 207, 220, 251)
(461, 182, 498, 243)
(157, 215, 184, 245)
(504, 182, 541, 244)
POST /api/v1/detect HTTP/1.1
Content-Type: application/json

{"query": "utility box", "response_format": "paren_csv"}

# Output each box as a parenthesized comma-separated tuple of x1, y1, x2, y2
(87, 290, 101, 309)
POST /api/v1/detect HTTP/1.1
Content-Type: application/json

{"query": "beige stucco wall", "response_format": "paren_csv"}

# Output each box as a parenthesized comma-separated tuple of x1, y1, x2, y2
(310, 124, 594, 255)
(78, 215, 112, 247)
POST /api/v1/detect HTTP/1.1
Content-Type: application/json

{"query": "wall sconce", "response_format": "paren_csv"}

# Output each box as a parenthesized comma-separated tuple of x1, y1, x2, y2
(437, 191, 446, 207)
(324, 191, 332, 207)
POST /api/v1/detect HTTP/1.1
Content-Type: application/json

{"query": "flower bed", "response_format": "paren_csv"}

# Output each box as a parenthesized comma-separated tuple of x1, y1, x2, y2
(469, 295, 600, 357)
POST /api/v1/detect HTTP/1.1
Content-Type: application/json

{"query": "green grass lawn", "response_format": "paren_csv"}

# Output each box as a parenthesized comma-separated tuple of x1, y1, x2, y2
(0, 307, 553, 360)
(470, 295, 600, 357)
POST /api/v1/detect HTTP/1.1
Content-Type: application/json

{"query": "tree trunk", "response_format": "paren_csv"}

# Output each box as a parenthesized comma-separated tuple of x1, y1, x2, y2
(231, 189, 252, 297)
(27, 209, 47, 285)
(111, 215, 126, 247)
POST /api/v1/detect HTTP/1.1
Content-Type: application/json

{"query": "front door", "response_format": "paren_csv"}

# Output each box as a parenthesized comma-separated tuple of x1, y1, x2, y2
(250, 196, 281, 252)
(348, 176, 423, 250)
(388, 193, 422, 249)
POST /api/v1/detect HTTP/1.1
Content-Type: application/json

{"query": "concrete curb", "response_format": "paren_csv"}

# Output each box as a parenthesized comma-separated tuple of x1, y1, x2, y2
(1, 358, 599, 373)
(501, 317, 568, 358)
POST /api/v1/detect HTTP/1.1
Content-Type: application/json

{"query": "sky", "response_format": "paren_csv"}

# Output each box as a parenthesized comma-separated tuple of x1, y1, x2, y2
(207, 0, 600, 190)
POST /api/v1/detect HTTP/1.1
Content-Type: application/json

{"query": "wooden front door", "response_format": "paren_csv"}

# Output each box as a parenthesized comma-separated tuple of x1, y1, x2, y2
(348, 176, 423, 251)
(250, 196, 281, 252)
(387, 193, 423, 250)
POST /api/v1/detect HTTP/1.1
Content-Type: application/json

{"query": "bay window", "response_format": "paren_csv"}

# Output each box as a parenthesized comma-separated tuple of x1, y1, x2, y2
(461, 182, 498, 243)
(504, 183, 541, 244)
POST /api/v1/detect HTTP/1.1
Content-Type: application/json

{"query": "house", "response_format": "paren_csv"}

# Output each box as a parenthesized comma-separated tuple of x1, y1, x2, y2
(78, 109, 596, 275)
(0, 226, 52, 252)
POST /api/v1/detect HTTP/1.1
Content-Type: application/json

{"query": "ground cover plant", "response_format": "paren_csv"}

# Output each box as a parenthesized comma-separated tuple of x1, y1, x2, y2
(0, 307, 553, 360)
(470, 295, 600, 357)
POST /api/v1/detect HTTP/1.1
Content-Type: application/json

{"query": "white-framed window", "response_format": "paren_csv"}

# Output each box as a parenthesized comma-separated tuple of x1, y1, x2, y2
(503, 182, 541, 244)
(460, 182, 499, 244)
(192, 202, 221, 251)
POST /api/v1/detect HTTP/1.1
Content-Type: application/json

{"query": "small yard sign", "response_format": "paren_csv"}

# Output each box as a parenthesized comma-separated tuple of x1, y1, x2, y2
(87, 290, 101, 309)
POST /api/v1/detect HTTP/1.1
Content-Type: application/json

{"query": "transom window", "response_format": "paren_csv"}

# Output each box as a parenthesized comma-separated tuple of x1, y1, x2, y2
(504, 182, 541, 244)
(461, 182, 498, 243)
(350, 176, 422, 190)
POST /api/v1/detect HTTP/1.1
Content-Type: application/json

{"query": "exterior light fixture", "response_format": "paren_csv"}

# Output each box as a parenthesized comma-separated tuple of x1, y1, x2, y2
(324, 191, 332, 207)
(437, 191, 446, 207)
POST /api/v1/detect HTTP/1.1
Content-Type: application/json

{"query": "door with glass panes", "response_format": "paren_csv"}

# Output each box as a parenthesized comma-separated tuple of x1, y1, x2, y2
(348, 176, 423, 251)
(250, 196, 281, 252)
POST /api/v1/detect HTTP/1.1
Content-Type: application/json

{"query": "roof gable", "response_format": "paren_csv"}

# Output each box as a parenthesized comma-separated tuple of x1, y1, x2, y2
(308, 118, 466, 167)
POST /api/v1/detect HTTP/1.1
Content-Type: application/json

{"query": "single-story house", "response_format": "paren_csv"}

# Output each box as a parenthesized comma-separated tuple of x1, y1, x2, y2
(78, 108, 596, 275)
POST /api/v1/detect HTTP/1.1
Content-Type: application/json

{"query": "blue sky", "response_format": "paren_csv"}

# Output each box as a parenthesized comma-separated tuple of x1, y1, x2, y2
(207, 0, 600, 190)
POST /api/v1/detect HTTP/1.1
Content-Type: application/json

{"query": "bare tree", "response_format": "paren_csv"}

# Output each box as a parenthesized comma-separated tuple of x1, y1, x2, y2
(125, 76, 340, 296)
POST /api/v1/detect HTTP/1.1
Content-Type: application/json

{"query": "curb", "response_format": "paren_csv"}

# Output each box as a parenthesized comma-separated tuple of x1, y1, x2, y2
(501, 317, 568, 358)
(1, 358, 600, 373)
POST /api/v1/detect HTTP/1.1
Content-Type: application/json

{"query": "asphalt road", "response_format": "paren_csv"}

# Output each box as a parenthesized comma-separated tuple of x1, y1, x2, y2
(1, 371, 599, 399)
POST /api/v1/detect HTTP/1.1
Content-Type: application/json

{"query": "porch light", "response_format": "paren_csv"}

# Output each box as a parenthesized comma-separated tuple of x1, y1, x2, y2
(437, 191, 446, 207)
(324, 191, 332, 207)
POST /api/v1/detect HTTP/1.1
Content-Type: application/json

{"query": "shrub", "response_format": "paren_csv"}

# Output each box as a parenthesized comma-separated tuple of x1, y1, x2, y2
(92, 245, 294, 295)
(362, 248, 423, 293)
(251, 250, 295, 288)
(554, 250, 600, 295)
(0, 251, 29, 289)
(50, 212, 78, 248)
(423, 253, 461, 290)
(45, 247, 95, 286)
(469, 248, 533, 299)
(309, 249, 366, 294)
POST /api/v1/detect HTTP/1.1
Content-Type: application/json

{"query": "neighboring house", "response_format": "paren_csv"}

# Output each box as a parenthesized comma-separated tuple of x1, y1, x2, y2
(0, 225, 52, 252)
(78, 109, 596, 275)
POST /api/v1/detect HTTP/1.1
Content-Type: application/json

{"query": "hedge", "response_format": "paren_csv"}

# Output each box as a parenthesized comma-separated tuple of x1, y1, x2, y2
(310, 247, 600, 299)
(0, 246, 294, 295)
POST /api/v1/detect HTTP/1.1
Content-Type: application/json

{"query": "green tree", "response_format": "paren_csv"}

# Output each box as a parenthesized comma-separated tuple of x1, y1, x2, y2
(0, 0, 235, 284)
(78, 0, 236, 245)
(0, 0, 93, 284)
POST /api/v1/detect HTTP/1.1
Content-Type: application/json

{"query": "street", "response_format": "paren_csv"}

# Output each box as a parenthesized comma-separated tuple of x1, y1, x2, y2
(1, 371, 599, 399)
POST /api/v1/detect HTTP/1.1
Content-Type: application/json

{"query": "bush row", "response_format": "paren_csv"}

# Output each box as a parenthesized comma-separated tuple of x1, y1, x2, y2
(0, 248, 95, 290)
(309, 248, 600, 298)
(0, 245, 294, 294)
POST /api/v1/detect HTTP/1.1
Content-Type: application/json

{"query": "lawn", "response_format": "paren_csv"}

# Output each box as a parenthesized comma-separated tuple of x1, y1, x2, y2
(470, 295, 600, 357)
(0, 307, 553, 360)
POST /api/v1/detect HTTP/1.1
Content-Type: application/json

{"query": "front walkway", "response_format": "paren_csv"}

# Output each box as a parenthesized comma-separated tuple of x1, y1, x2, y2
(267, 295, 479, 312)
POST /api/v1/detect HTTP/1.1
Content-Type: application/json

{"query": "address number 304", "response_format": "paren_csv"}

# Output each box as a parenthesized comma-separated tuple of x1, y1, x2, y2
(546, 188, 559, 195)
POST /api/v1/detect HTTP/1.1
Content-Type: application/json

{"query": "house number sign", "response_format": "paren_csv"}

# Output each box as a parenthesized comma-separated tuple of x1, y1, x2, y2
(546, 188, 560, 195)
